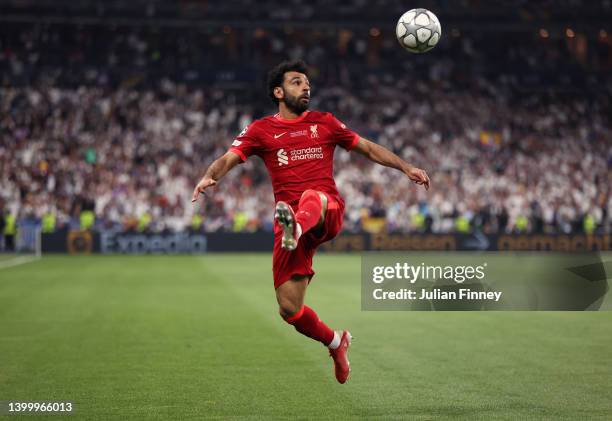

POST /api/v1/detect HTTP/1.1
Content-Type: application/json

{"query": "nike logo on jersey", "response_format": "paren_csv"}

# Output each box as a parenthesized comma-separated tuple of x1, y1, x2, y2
(274, 132, 287, 139)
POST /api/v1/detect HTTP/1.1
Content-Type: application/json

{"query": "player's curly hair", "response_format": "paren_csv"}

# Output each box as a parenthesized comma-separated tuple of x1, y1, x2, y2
(267, 59, 309, 105)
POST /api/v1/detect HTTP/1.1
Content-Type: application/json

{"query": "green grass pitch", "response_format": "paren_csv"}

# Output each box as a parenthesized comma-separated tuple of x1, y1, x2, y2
(1, 254, 611, 420)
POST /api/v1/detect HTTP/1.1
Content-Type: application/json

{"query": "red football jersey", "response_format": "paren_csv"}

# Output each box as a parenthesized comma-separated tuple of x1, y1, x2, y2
(228, 111, 359, 207)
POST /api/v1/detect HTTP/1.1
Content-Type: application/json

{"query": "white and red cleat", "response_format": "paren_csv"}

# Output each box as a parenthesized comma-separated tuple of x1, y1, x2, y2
(275, 201, 298, 251)
(329, 330, 352, 384)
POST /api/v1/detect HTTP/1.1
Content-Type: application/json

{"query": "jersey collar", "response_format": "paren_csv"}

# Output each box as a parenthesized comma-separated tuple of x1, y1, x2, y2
(274, 111, 309, 124)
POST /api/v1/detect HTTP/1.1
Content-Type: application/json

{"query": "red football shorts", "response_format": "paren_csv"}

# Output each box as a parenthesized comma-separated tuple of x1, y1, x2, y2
(273, 194, 344, 289)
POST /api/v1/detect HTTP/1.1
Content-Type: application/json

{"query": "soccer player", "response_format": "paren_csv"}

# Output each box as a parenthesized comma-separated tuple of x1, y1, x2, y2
(191, 60, 430, 384)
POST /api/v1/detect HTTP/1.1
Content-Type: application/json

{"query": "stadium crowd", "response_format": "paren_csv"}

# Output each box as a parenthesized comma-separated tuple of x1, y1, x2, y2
(1, 23, 611, 235)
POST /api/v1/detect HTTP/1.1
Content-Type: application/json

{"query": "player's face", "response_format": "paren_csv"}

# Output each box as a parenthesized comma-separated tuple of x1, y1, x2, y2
(281, 71, 310, 114)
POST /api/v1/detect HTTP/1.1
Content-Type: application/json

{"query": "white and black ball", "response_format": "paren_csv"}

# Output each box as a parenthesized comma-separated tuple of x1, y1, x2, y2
(396, 8, 442, 53)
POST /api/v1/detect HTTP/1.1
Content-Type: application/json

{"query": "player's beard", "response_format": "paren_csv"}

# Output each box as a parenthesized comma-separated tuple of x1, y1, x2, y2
(283, 92, 309, 115)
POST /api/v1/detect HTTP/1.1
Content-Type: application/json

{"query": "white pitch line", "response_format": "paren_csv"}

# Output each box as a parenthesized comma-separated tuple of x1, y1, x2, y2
(0, 255, 41, 270)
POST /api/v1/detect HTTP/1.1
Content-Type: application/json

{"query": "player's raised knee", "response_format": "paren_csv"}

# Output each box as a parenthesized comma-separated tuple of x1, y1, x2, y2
(299, 189, 320, 203)
(299, 189, 327, 220)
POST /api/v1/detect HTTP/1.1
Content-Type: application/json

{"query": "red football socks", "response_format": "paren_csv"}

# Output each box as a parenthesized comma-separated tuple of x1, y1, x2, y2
(285, 305, 335, 346)
(295, 190, 323, 236)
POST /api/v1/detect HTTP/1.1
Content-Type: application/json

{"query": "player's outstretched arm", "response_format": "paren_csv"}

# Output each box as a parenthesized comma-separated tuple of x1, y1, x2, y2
(191, 151, 242, 202)
(352, 137, 430, 190)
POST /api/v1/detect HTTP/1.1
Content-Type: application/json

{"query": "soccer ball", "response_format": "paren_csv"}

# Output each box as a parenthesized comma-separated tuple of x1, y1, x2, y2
(396, 8, 442, 53)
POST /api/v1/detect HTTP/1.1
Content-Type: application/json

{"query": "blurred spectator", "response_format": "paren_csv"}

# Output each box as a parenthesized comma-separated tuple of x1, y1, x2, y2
(0, 22, 610, 234)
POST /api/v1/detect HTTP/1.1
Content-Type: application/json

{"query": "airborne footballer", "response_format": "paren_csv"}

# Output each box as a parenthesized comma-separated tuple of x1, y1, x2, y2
(191, 60, 430, 384)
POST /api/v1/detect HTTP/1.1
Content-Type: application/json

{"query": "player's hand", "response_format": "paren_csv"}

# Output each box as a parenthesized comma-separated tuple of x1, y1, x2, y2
(191, 177, 217, 202)
(405, 167, 430, 190)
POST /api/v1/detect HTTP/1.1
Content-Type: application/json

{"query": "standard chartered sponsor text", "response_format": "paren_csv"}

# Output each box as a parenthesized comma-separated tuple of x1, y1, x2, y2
(290, 147, 324, 160)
